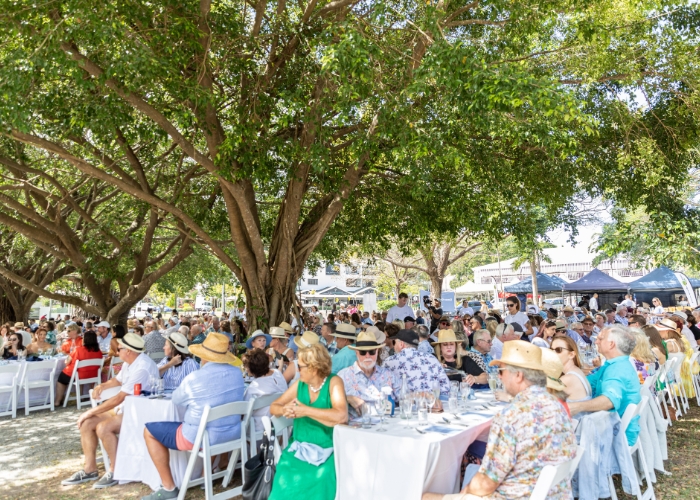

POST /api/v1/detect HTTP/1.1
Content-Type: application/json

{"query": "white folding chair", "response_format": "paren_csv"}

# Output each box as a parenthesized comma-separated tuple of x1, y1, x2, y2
(148, 351, 165, 362)
(89, 386, 122, 470)
(671, 356, 690, 414)
(178, 400, 253, 500)
(269, 415, 294, 464)
(659, 358, 682, 422)
(247, 392, 285, 457)
(63, 357, 105, 409)
(0, 363, 23, 418)
(22, 359, 59, 416)
(688, 351, 700, 406)
(107, 356, 123, 379)
(529, 444, 585, 500)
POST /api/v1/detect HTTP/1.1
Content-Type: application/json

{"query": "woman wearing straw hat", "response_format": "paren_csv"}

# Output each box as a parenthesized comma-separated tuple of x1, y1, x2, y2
(269, 343, 348, 500)
(157, 331, 198, 391)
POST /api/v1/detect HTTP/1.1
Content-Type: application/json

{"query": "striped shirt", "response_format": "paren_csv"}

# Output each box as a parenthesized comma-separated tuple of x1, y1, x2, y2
(157, 356, 199, 391)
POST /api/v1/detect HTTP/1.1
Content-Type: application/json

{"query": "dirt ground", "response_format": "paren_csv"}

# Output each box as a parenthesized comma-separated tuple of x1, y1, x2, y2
(2, 402, 699, 499)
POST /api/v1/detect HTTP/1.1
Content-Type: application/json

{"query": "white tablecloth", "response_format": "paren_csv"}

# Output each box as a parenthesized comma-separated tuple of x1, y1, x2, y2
(334, 396, 502, 500)
(114, 396, 202, 491)
(0, 358, 65, 410)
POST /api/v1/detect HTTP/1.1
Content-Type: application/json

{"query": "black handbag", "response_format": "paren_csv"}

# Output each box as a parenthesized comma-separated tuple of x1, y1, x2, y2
(242, 424, 276, 500)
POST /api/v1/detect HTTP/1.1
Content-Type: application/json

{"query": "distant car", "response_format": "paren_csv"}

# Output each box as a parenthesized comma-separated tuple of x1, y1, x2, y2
(164, 307, 172, 312)
(467, 300, 492, 309)
(543, 297, 565, 310)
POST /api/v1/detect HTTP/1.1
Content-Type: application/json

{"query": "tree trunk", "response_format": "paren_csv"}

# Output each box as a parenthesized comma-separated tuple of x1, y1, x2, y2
(0, 296, 18, 323)
(429, 273, 443, 301)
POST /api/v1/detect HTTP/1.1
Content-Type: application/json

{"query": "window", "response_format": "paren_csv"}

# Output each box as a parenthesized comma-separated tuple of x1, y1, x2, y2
(346, 278, 361, 287)
(325, 264, 340, 275)
(308, 278, 318, 285)
(347, 265, 359, 275)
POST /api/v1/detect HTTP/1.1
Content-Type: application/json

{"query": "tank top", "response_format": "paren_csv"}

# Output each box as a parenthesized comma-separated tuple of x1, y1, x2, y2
(565, 370, 592, 403)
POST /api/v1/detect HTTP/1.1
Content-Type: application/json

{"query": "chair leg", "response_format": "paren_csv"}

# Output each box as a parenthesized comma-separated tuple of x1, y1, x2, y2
(50, 378, 55, 411)
(177, 449, 199, 500)
(204, 445, 214, 500)
(634, 446, 656, 500)
(223, 449, 241, 488)
(609, 475, 619, 500)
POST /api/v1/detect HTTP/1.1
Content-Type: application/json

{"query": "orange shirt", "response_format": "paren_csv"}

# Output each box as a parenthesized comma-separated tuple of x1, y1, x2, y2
(63, 346, 103, 379)
(61, 337, 83, 355)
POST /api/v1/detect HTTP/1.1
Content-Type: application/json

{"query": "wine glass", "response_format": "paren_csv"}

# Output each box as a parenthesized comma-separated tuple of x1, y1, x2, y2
(425, 390, 436, 414)
(375, 398, 388, 432)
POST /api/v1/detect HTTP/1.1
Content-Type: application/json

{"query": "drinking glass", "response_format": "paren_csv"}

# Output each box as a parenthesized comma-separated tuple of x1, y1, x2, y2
(375, 398, 388, 432)
(156, 379, 165, 398)
(425, 391, 436, 414)
(417, 400, 429, 426)
(361, 402, 373, 428)
(400, 398, 412, 419)
(37, 348, 44, 358)
(18, 350, 26, 362)
(488, 373, 498, 392)
(448, 397, 459, 414)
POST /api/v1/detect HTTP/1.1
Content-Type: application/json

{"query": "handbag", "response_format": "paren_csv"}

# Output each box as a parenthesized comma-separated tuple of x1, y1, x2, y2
(242, 424, 276, 500)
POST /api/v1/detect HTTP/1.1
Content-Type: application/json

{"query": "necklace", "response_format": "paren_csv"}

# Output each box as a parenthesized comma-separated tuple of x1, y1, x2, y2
(309, 377, 327, 393)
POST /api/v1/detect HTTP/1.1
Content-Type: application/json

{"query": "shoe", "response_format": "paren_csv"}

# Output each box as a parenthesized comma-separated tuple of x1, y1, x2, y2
(61, 470, 99, 485)
(141, 487, 180, 500)
(92, 471, 118, 489)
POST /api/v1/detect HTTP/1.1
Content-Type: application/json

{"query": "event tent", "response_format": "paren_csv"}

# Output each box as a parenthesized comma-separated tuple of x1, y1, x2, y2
(504, 272, 568, 294)
(627, 266, 700, 307)
(563, 269, 628, 292)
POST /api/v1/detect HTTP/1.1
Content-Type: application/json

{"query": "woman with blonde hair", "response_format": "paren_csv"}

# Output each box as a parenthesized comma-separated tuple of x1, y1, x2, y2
(629, 329, 659, 384)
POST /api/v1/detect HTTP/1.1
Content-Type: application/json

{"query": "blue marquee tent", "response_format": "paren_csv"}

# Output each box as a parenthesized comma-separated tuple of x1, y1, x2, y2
(627, 266, 700, 291)
(563, 268, 627, 292)
(504, 272, 568, 294)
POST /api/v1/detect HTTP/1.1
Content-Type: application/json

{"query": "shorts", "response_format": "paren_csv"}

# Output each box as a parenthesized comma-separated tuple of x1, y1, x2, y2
(145, 422, 194, 451)
(58, 372, 72, 385)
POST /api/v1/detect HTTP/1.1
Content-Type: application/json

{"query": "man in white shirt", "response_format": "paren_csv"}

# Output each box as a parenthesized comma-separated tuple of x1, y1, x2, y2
(504, 297, 529, 327)
(386, 293, 415, 324)
(457, 300, 473, 317)
(621, 294, 636, 309)
(489, 323, 522, 360)
(95, 321, 112, 352)
(61, 333, 159, 489)
(589, 293, 599, 312)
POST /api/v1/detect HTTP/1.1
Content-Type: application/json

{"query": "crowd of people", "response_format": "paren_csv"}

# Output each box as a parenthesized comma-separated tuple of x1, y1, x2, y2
(2, 290, 697, 499)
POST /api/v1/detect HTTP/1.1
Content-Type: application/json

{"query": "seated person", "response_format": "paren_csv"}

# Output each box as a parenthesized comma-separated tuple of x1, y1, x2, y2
(245, 330, 272, 351)
(61, 333, 159, 489)
(384, 329, 450, 395)
(337, 331, 398, 418)
(569, 325, 641, 445)
(437, 329, 492, 389)
(1, 332, 24, 359)
(157, 331, 198, 391)
(550, 335, 592, 404)
(26, 327, 53, 355)
(423, 341, 576, 500)
(56, 330, 104, 405)
(244, 348, 287, 434)
(142, 333, 245, 500)
(61, 323, 83, 355)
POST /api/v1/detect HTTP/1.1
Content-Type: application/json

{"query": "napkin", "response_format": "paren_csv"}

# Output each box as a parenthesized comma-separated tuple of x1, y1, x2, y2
(422, 425, 460, 434)
(289, 441, 334, 466)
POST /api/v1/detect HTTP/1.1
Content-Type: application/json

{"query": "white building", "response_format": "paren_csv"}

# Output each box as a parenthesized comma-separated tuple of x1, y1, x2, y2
(297, 261, 380, 308)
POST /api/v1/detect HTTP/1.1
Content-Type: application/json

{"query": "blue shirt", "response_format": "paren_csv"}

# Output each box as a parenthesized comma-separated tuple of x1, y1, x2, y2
(331, 345, 357, 374)
(157, 356, 199, 391)
(172, 362, 245, 445)
(587, 355, 641, 445)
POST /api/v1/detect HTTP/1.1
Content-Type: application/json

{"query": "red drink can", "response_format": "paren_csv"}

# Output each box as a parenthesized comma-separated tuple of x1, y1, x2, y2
(134, 383, 142, 396)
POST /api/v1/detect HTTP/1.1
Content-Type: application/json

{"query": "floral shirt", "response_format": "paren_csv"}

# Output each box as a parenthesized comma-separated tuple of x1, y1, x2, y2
(338, 362, 399, 417)
(383, 347, 450, 395)
(479, 385, 576, 500)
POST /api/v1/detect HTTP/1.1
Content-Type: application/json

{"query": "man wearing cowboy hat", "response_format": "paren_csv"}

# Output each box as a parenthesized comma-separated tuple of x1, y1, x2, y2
(568, 325, 641, 446)
(142, 333, 245, 500)
(62, 333, 160, 489)
(562, 305, 576, 324)
(337, 330, 398, 418)
(423, 341, 576, 500)
(384, 329, 450, 396)
(330, 323, 358, 374)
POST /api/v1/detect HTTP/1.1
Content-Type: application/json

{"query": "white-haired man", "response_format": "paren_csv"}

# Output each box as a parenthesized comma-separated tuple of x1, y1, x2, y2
(489, 323, 521, 360)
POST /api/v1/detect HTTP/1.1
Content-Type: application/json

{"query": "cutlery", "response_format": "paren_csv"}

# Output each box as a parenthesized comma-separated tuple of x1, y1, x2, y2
(415, 428, 427, 434)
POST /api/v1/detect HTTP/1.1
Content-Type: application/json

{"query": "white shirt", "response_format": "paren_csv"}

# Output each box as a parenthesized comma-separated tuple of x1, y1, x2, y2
(504, 311, 529, 328)
(457, 306, 474, 317)
(589, 297, 598, 311)
(386, 304, 415, 324)
(621, 299, 636, 308)
(116, 352, 160, 395)
(97, 332, 112, 352)
(531, 337, 549, 348)
(245, 370, 288, 435)
(681, 326, 698, 349)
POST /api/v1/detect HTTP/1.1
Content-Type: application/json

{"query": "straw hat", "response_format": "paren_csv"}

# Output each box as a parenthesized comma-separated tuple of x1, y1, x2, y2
(294, 331, 320, 349)
(539, 348, 566, 391)
(656, 318, 679, 332)
(269, 326, 287, 339)
(365, 325, 385, 344)
(349, 331, 385, 351)
(555, 319, 568, 331)
(164, 331, 190, 354)
(278, 322, 294, 334)
(117, 332, 146, 353)
(245, 330, 272, 349)
(14, 322, 24, 329)
(431, 329, 458, 345)
(189, 332, 238, 364)
(562, 306, 574, 313)
(489, 340, 544, 371)
(333, 323, 357, 340)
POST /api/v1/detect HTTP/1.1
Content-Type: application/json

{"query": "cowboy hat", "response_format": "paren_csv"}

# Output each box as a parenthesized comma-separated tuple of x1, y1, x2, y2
(540, 348, 567, 392)
(431, 329, 458, 345)
(333, 323, 357, 340)
(489, 340, 544, 371)
(656, 318, 679, 332)
(294, 331, 320, 349)
(349, 330, 385, 351)
(117, 332, 146, 353)
(278, 322, 294, 334)
(13, 322, 24, 329)
(269, 326, 287, 339)
(189, 332, 238, 364)
(554, 319, 568, 331)
(562, 306, 574, 313)
(365, 325, 386, 344)
(164, 331, 190, 354)
(246, 330, 272, 349)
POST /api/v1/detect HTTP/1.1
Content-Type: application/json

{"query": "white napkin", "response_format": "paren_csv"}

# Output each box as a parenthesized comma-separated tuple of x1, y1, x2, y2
(289, 441, 334, 466)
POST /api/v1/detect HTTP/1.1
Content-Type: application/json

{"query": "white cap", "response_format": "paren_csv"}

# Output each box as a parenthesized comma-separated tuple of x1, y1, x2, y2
(95, 321, 110, 328)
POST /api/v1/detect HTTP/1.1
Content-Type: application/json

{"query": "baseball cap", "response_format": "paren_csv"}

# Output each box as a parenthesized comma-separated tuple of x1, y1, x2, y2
(396, 329, 419, 346)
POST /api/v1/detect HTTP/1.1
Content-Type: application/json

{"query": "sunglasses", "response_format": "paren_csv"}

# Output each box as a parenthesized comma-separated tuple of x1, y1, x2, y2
(477, 338, 493, 344)
(359, 349, 377, 356)
(507, 304, 516, 308)
(440, 322, 450, 326)
(551, 347, 571, 353)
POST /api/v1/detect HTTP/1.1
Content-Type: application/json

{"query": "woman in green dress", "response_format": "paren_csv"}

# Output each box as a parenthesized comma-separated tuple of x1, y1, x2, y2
(269, 342, 348, 500)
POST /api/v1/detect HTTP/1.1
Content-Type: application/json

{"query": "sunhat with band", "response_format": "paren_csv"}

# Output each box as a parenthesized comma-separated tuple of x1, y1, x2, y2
(117, 332, 146, 353)
(431, 329, 458, 345)
(656, 318, 679, 332)
(333, 323, 357, 340)
(246, 330, 272, 349)
(163, 331, 190, 354)
(349, 331, 385, 351)
(540, 347, 567, 392)
(365, 325, 385, 344)
(189, 332, 239, 364)
(278, 322, 294, 334)
(489, 340, 544, 371)
(269, 326, 287, 339)
(294, 331, 320, 349)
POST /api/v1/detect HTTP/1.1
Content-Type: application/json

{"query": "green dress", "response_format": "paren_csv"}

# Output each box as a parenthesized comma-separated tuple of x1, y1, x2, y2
(269, 377, 336, 500)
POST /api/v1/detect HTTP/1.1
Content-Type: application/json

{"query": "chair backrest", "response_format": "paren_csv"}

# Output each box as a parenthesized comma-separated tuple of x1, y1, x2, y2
(72, 357, 105, 377)
(251, 392, 284, 411)
(659, 358, 675, 384)
(149, 351, 165, 361)
(270, 415, 294, 462)
(529, 444, 585, 500)
(0, 363, 22, 378)
(188, 400, 253, 452)
(89, 386, 122, 408)
(24, 359, 58, 373)
(619, 402, 638, 434)
(641, 372, 658, 392)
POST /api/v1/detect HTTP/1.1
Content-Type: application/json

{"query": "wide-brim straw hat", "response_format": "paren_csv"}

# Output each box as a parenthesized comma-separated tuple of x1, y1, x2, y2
(432, 329, 458, 345)
(540, 347, 567, 391)
(269, 326, 287, 339)
(278, 322, 294, 334)
(189, 332, 238, 364)
(163, 331, 190, 354)
(365, 325, 385, 344)
(489, 340, 543, 371)
(656, 318, 679, 332)
(246, 330, 272, 349)
(294, 331, 320, 349)
(349, 331, 385, 351)
(333, 323, 357, 340)
(562, 306, 574, 313)
(14, 322, 24, 329)
(117, 332, 146, 353)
